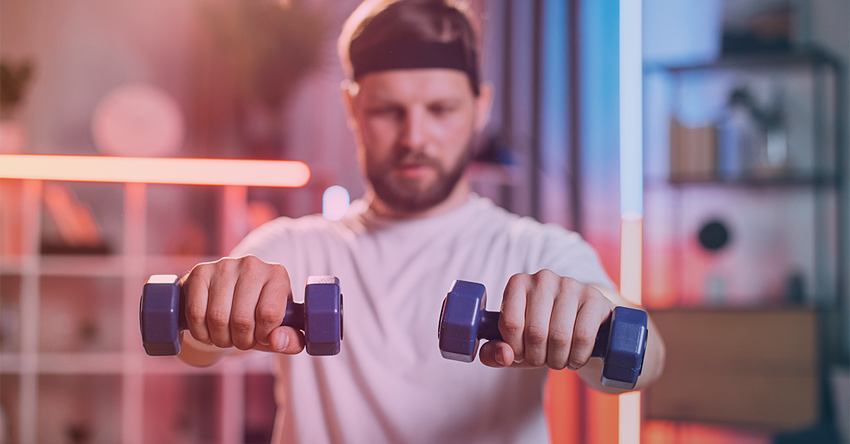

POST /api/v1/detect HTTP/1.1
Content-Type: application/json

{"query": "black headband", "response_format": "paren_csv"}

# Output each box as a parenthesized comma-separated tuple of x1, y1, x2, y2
(350, 40, 480, 95)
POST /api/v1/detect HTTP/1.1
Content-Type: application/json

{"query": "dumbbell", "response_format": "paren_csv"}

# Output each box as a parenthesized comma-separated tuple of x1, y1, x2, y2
(437, 280, 647, 389)
(140, 275, 343, 356)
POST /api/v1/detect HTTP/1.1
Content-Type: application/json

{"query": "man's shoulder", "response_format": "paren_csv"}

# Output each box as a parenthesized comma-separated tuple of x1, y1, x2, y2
(255, 213, 334, 234)
(462, 197, 581, 245)
(235, 214, 347, 251)
(472, 198, 572, 233)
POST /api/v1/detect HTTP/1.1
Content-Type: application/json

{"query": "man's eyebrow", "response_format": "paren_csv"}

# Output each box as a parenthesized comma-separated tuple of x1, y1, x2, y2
(427, 97, 464, 104)
(362, 95, 400, 104)
(363, 94, 465, 104)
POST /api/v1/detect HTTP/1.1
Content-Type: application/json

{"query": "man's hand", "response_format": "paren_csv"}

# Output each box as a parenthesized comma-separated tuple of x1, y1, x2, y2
(478, 269, 614, 370)
(181, 255, 305, 355)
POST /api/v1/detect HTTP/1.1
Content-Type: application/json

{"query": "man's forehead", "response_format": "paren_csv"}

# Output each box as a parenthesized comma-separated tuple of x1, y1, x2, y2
(356, 68, 473, 101)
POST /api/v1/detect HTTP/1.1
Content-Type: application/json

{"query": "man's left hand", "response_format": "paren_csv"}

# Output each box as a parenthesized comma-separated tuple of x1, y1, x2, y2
(478, 269, 614, 370)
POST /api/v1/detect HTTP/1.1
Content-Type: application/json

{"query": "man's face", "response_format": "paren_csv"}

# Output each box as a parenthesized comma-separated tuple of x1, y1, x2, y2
(347, 69, 486, 214)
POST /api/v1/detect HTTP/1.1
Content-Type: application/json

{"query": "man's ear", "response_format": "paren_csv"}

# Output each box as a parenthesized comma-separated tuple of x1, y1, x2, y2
(339, 79, 360, 132)
(474, 83, 494, 133)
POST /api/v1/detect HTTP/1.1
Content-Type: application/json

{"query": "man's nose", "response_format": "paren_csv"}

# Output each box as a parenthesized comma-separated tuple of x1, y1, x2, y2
(400, 108, 427, 151)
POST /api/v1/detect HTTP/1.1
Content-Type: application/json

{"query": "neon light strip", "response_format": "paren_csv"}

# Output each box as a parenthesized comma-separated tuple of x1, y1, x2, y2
(0, 155, 310, 187)
(619, 0, 643, 216)
(619, 391, 641, 443)
(619, 1, 642, 443)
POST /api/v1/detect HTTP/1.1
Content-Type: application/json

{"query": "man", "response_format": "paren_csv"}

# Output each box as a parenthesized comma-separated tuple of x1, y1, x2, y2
(178, 0, 665, 442)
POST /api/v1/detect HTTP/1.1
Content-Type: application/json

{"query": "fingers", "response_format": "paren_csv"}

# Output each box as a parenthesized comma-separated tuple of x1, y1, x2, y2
(546, 288, 578, 370)
(183, 263, 215, 345)
(207, 264, 239, 348)
(522, 274, 558, 367)
(496, 271, 615, 371)
(254, 270, 291, 346)
(252, 326, 305, 355)
(566, 287, 614, 371)
(229, 262, 266, 350)
(182, 255, 294, 353)
(499, 274, 531, 364)
(478, 340, 514, 368)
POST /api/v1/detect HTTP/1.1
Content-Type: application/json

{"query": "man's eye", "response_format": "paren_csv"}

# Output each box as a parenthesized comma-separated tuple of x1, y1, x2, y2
(429, 104, 457, 116)
(367, 107, 402, 118)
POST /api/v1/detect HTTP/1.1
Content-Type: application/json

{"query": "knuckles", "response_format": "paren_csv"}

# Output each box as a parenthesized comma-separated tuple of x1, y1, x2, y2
(524, 326, 548, 347)
(185, 306, 208, 330)
(230, 312, 255, 335)
(571, 324, 596, 351)
(237, 254, 265, 275)
(547, 327, 572, 350)
(256, 304, 283, 328)
(499, 316, 524, 339)
(525, 270, 587, 304)
(206, 309, 231, 330)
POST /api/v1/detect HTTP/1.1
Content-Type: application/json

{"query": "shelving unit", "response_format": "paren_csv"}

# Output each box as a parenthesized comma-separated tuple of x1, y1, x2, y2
(642, 48, 846, 435)
(644, 47, 845, 310)
(0, 156, 309, 444)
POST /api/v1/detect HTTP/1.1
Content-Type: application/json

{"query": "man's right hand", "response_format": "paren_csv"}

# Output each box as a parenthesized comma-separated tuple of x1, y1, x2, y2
(181, 255, 305, 355)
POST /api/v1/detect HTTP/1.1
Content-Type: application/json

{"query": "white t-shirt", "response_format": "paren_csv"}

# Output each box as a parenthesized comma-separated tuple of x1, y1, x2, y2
(231, 195, 614, 444)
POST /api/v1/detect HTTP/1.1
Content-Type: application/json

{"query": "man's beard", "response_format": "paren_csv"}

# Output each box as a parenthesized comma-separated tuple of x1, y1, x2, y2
(366, 144, 472, 214)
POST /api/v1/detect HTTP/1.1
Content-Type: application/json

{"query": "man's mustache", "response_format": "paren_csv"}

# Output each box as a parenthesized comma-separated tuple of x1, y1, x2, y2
(391, 151, 442, 170)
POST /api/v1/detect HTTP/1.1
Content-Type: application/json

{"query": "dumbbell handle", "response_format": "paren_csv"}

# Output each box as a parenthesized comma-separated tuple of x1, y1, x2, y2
(282, 300, 305, 331)
(474, 310, 613, 360)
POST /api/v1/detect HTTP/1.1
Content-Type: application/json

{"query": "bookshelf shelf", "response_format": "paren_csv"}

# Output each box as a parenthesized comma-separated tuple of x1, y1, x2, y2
(0, 158, 305, 444)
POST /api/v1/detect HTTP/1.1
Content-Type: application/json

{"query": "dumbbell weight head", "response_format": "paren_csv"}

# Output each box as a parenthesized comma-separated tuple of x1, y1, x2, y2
(437, 280, 499, 362)
(303, 276, 344, 356)
(598, 306, 648, 389)
(140, 274, 184, 356)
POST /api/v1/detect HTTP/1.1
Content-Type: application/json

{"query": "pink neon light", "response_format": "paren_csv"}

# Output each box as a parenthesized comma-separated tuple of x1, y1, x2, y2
(0, 155, 310, 187)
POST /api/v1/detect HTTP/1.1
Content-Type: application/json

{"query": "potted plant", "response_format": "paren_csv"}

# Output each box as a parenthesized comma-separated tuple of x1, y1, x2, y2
(201, 0, 331, 159)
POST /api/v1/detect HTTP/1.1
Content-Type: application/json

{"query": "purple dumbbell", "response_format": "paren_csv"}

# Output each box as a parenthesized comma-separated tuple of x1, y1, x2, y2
(438, 280, 648, 389)
(140, 275, 343, 356)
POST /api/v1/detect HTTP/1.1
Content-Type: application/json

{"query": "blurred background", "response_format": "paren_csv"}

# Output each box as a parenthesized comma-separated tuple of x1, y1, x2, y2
(0, 0, 848, 443)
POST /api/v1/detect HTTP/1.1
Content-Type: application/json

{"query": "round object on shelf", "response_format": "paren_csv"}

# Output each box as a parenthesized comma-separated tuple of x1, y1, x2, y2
(91, 82, 184, 157)
(698, 219, 731, 251)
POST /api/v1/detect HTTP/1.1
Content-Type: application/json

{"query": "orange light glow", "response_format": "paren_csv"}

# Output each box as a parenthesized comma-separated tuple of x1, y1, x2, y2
(0, 155, 310, 187)
(619, 214, 643, 305)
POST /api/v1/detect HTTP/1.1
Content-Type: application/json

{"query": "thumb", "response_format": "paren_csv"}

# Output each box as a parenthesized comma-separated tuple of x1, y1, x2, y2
(253, 326, 305, 354)
(478, 340, 515, 368)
